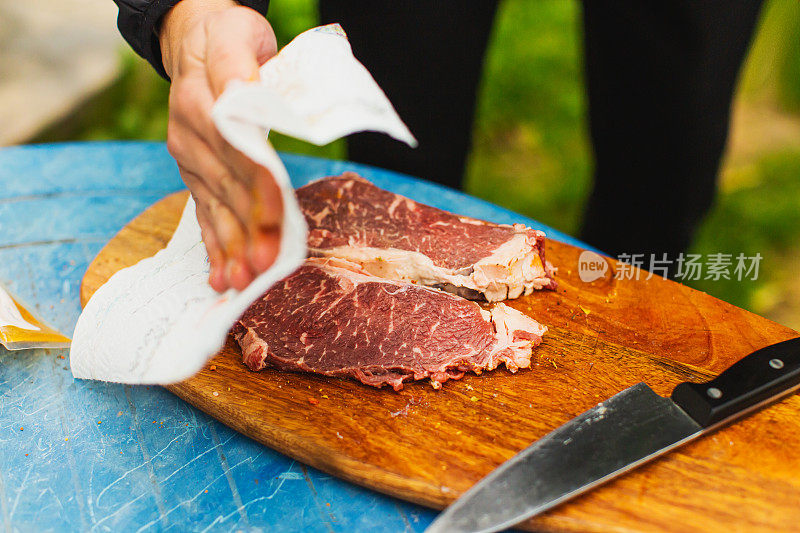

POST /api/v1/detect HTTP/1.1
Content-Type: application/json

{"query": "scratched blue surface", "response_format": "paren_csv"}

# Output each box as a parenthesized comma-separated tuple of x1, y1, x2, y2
(0, 141, 588, 532)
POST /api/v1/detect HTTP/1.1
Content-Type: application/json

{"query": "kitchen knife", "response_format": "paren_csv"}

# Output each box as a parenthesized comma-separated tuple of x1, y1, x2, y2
(425, 336, 800, 533)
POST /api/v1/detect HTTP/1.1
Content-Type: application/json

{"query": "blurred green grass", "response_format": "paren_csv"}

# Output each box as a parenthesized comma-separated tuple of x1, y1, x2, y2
(35, 0, 800, 326)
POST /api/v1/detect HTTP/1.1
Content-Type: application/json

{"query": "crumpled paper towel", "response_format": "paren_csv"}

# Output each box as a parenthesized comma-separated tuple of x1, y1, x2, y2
(70, 24, 416, 383)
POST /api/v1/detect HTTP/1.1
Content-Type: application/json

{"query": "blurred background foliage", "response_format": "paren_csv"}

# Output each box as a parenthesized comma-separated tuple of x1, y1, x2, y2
(36, 0, 800, 329)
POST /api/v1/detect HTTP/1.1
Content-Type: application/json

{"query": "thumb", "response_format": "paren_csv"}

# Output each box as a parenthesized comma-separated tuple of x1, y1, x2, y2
(204, 7, 278, 98)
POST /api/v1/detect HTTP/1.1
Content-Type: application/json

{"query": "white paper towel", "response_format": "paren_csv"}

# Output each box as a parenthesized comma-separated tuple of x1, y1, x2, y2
(70, 24, 416, 383)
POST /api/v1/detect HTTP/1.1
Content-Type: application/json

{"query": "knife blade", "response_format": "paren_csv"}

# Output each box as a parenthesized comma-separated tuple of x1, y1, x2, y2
(425, 336, 800, 533)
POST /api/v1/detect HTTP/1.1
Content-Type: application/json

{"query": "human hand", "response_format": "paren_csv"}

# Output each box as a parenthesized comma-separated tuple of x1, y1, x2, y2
(160, 0, 281, 291)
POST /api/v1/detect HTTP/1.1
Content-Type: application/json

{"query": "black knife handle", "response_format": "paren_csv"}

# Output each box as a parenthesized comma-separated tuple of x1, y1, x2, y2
(671, 337, 800, 428)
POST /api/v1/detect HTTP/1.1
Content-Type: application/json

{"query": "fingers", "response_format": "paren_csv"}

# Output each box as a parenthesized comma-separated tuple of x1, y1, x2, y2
(184, 169, 254, 291)
(247, 165, 283, 272)
(169, 116, 283, 283)
(204, 8, 278, 98)
(249, 224, 281, 273)
(191, 192, 226, 291)
(250, 163, 283, 228)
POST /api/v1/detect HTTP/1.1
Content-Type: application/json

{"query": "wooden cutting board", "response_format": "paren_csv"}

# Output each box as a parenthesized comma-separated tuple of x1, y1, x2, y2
(81, 191, 800, 532)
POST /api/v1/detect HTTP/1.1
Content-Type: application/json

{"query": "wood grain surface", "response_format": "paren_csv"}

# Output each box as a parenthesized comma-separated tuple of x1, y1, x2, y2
(81, 191, 800, 533)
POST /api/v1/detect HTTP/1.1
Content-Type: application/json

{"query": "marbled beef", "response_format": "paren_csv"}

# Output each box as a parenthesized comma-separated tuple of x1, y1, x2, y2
(297, 173, 556, 302)
(233, 258, 547, 390)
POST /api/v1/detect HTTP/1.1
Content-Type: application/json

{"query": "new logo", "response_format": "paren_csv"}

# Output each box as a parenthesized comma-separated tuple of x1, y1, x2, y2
(578, 250, 608, 283)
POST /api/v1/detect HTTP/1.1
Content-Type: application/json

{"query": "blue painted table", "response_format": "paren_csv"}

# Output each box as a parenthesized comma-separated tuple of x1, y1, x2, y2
(0, 141, 584, 532)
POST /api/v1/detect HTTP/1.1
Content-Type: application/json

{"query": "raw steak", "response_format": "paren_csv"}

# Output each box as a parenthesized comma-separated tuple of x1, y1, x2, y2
(233, 258, 547, 390)
(297, 173, 556, 302)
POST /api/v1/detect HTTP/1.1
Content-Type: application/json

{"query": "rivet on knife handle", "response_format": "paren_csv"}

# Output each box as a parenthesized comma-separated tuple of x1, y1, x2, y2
(671, 337, 800, 427)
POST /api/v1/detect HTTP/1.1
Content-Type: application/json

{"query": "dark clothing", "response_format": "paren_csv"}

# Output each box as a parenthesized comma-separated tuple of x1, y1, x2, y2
(579, 0, 764, 263)
(323, 0, 762, 265)
(319, 0, 500, 191)
(111, 0, 269, 79)
(113, 0, 763, 263)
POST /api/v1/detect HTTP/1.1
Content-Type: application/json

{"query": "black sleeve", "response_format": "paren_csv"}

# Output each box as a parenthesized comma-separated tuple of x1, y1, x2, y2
(112, 0, 271, 80)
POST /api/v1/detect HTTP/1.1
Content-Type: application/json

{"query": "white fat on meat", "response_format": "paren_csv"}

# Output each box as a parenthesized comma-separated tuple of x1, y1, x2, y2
(311, 227, 552, 302)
